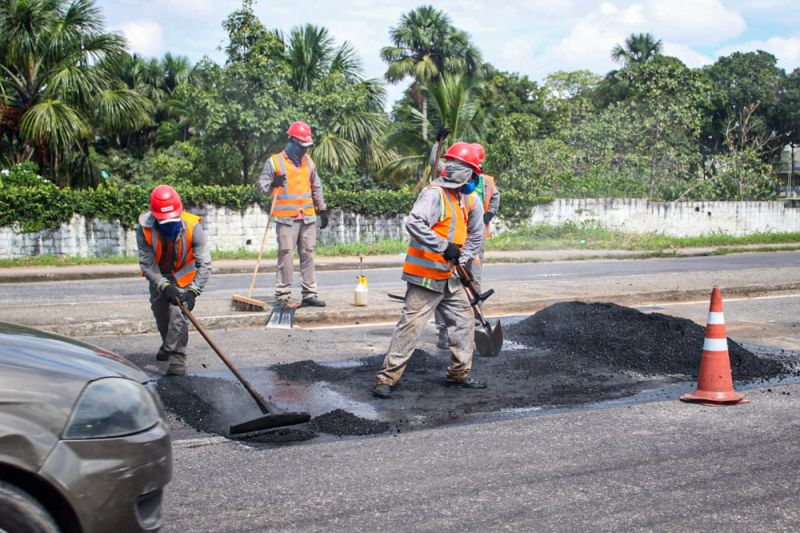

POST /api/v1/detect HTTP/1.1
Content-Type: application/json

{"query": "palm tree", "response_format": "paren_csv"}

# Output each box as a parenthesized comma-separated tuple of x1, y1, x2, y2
(383, 74, 486, 183)
(0, 0, 153, 186)
(280, 24, 364, 91)
(611, 33, 663, 67)
(381, 6, 483, 139)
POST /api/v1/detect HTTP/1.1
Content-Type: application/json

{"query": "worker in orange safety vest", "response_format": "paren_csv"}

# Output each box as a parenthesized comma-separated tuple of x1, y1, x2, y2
(436, 142, 500, 349)
(257, 121, 328, 307)
(136, 185, 212, 376)
(373, 142, 486, 399)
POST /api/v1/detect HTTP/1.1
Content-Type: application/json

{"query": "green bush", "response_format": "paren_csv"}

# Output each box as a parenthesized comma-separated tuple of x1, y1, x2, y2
(0, 181, 553, 233)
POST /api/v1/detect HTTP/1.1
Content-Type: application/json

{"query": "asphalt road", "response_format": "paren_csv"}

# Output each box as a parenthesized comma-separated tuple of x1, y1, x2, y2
(82, 293, 800, 531)
(3, 251, 800, 305)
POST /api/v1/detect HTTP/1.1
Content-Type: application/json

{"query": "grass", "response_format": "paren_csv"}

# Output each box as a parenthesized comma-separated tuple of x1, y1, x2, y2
(487, 222, 800, 252)
(2, 223, 799, 268)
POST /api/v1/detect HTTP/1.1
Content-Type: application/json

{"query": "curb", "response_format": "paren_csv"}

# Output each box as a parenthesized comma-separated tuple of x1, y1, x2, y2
(45, 282, 800, 338)
(3, 246, 800, 283)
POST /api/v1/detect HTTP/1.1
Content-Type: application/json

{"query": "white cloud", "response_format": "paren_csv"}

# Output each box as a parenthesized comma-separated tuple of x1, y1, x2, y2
(119, 20, 164, 56)
(662, 42, 714, 68)
(648, 0, 746, 46)
(717, 35, 800, 70)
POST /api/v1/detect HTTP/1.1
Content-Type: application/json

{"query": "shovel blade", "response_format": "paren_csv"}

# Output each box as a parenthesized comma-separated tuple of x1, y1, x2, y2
(229, 412, 311, 434)
(266, 303, 296, 329)
(474, 320, 503, 357)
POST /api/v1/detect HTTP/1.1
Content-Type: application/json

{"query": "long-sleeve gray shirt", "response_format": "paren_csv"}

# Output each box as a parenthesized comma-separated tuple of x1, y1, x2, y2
(257, 153, 327, 226)
(402, 181, 484, 292)
(136, 212, 212, 293)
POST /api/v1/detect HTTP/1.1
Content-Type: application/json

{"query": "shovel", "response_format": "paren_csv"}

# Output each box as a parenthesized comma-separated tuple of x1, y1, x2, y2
(454, 263, 503, 357)
(266, 301, 299, 329)
(177, 301, 311, 434)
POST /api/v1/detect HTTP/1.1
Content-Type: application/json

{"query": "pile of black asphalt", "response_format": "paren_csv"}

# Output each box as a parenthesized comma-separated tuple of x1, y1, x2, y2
(157, 301, 792, 446)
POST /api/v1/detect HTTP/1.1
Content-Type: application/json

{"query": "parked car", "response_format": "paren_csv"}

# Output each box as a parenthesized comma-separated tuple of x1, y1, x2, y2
(0, 322, 172, 532)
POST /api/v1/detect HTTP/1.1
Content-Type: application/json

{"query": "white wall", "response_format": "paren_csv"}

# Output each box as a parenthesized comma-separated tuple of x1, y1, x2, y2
(2, 199, 799, 258)
(529, 199, 800, 236)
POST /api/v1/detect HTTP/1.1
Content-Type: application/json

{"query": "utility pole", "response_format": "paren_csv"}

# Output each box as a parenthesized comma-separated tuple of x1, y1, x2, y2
(791, 142, 796, 198)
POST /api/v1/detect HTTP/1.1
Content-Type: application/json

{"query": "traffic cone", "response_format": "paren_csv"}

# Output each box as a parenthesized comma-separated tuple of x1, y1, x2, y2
(680, 287, 748, 406)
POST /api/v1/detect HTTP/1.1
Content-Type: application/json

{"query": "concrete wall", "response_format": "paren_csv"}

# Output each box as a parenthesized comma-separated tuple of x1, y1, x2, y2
(1, 199, 799, 258)
(529, 199, 800, 236)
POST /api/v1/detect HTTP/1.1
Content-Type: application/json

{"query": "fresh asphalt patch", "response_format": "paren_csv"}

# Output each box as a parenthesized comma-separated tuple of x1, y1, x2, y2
(156, 302, 799, 447)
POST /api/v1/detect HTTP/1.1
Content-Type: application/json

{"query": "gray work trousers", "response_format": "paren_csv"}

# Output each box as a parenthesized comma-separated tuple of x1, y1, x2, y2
(435, 249, 483, 331)
(275, 220, 317, 300)
(149, 283, 188, 366)
(377, 281, 476, 386)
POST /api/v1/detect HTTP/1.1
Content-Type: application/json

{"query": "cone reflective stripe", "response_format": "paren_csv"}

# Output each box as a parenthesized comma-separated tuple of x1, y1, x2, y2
(680, 287, 747, 406)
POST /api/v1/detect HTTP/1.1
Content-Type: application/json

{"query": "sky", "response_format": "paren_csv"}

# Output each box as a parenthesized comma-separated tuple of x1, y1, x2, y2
(98, 0, 800, 106)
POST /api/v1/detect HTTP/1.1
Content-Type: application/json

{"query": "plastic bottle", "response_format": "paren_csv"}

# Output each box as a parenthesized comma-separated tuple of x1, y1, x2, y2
(354, 276, 368, 306)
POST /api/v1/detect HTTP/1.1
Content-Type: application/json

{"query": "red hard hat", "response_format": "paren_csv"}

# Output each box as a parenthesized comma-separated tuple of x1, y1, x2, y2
(471, 143, 486, 164)
(150, 185, 183, 221)
(287, 121, 314, 146)
(444, 141, 481, 172)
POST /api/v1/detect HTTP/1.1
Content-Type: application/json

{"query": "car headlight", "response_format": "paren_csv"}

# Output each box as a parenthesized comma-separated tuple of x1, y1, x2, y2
(63, 378, 161, 439)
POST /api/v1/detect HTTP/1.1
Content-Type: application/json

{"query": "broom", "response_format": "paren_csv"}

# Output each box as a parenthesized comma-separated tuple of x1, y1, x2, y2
(231, 198, 273, 311)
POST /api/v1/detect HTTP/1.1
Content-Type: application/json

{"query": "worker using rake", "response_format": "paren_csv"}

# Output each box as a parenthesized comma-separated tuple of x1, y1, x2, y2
(257, 121, 329, 308)
(136, 185, 212, 376)
(373, 142, 486, 399)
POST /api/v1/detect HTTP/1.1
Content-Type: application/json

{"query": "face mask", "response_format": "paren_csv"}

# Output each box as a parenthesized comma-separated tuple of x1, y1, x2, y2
(157, 220, 182, 240)
(285, 139, 307, 166)
(460, 173, 479, 195)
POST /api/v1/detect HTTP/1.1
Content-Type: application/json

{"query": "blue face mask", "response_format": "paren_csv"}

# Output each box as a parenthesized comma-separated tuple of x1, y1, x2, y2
(157, 220, 182, 240)
(285, 140, 307, 166)
(460, 174, 479, 195)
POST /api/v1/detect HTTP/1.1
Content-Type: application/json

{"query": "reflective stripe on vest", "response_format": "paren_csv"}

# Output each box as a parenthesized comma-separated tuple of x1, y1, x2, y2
(402, 186, 471, 282)
(482, 174, 495, 238)
(270, 152, 316, 217)
(142, 211, 201, 288)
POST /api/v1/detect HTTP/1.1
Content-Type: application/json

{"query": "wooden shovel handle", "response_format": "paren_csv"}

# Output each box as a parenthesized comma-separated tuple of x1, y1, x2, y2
(177, 301, 270, 414)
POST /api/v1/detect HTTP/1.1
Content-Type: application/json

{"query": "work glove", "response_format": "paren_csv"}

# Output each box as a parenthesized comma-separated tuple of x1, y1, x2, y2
(483, 212, 495, 225)
(318, 210, 329, 229)
(184, 288, 200, 311)
(442, 242, 461, 263)
(159, 282, 181, 305)
(436, 128, 450, 142)
(271, 174, 285, 189)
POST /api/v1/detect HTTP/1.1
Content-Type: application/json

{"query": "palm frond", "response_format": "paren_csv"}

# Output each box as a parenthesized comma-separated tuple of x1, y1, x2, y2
(20, 99, 89, 149)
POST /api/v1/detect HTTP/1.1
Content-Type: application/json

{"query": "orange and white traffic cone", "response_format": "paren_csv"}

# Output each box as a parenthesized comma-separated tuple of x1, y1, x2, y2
(680, 287, 748, 406)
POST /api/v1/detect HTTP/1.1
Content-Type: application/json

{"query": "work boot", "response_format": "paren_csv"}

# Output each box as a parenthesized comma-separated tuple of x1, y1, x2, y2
(301, 296, 326, 307)
(166, 353, 187, 376)
(166, 363, 186, 376)
(445, 377, 487, 389)
(437, 329, 450, 350)
(373, 383, 391, 399)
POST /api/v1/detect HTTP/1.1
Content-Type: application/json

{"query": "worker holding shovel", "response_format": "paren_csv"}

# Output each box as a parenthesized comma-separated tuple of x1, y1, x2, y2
(136, 185, 212, 376)
(257, 121, 328, 308)
(373, 142, 486, 399)
(437, 142, 500, 349)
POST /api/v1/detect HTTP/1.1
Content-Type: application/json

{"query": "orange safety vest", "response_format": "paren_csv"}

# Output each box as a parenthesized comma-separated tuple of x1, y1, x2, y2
(482, 174, 496, 238)
(142, 212, 201, 288)
(403, 186, 474, 287)
(270, 151, 316, 218)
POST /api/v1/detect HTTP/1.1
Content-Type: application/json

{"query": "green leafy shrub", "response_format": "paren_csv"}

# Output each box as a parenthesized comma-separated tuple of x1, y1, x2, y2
(0, 162, 49, 187)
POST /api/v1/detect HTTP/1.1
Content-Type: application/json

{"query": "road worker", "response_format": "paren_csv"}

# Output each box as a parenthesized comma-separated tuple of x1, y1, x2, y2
(436, 142, 500, 349)
(257, 121, 328, 307)
(136, 185, 212, 376)
(373, 142, 486, 399)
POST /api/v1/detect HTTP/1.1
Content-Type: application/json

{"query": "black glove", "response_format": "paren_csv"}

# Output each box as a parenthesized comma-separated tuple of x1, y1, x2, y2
(483, 212, 495, 225)
(318, 210, 329, 229)
(184, 288, 199, 311)
(436, 128, 450, 142)
(442, 242, 461, 262)
(160, 282, 181, 304)
(271, 174, 285, 188)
